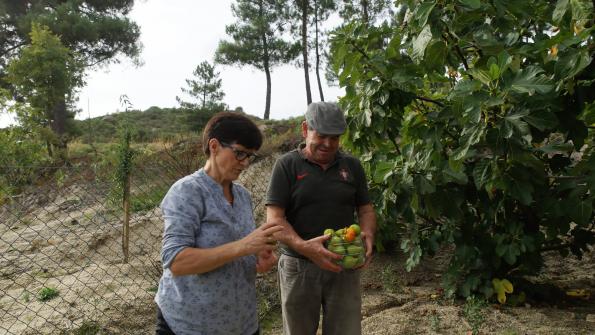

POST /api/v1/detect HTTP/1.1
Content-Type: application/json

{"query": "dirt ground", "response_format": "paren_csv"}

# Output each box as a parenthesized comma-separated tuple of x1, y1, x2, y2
(255, 246, 594, 335)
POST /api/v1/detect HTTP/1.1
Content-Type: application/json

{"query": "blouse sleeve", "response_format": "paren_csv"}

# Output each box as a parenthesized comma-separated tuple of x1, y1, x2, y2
(160, 180, 203, 269)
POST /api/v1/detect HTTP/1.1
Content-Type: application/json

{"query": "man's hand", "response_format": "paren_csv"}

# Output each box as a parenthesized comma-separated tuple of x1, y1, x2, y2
(266, 206, 343, 272)
(355, 230, 374, 269)
(298, 234, 344, 273)
(268, 218, 343, 272)
(357, 203, 377, 269)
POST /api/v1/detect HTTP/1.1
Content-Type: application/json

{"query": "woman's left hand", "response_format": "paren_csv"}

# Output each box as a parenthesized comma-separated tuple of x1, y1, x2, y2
(256, 249, 278, 273)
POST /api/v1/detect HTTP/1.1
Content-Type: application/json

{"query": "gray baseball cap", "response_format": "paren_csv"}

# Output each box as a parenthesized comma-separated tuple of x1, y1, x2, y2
(305, 102, 346, 135)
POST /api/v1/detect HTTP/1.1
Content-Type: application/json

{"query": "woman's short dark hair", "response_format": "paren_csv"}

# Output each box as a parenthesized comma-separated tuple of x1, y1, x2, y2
(202, 112, 263, 156)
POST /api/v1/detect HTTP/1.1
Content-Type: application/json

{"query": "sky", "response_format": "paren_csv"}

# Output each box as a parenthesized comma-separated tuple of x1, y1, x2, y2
(0, 0, 344, 128)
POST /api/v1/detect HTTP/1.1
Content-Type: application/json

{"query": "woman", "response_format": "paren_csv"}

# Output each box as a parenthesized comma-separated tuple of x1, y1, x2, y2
(155, 112, 281, 335)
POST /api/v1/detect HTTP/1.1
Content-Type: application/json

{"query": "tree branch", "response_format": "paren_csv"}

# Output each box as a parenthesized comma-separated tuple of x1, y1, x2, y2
(415, 95, 444, 107)
(443, 29, 472, 75)
(389, 136, 402, 155)
(84, 50, 123, 68)
(0, 41, 26, 59)
(349, 41, 444, 107)
(453, 42, 471, 72)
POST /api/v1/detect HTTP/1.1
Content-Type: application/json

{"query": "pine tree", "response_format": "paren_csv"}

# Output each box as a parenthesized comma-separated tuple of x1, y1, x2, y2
(216, 0, 299, 120)
(176, 61, 226, 111)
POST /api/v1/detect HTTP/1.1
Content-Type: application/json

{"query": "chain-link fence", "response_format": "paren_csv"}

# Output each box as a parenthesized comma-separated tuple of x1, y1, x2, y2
(0, 150, 278, 334)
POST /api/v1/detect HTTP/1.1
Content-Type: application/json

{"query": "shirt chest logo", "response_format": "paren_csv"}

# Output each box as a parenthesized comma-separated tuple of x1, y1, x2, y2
(296, 172, 308, 181)
(339, 168, 350, 181)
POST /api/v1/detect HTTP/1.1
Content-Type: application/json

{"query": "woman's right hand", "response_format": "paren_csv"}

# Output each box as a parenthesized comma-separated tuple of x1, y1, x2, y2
(239, 221, 283, 255)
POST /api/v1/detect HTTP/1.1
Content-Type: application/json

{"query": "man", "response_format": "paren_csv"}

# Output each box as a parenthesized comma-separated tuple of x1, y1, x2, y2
(266, 102, 377, 335)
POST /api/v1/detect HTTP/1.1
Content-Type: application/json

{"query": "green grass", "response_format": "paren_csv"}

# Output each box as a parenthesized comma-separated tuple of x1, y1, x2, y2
(130, 186, 168, 213)
(430, 313, 441, 331)
(21, 291, 30, 303)
(462, 295, 488, 335)
(37, 287, 59, 301)
(68, 320, 101, 335)
(380, 263, 401, 293)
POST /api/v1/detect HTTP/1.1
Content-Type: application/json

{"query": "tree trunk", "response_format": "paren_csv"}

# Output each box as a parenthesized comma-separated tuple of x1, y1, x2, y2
(361, 0, 369, 26)
(51, 96, 67, 161)
(264, 63, 272, 120)
(300, 0, 312, 105)
(262, 30, 272, 120)
(51, 97, 66, 141)
(314, 0, 324, 101)
(45, 140, 53, 158)
(259, 0, 272, 120)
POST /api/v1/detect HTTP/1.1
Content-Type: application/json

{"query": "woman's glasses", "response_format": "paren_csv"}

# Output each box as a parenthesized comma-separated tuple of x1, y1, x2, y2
(220, 142, 258, 163)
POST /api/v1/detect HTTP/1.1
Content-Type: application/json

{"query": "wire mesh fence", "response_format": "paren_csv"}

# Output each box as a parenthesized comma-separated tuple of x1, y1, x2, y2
(0, 151, 278, 334)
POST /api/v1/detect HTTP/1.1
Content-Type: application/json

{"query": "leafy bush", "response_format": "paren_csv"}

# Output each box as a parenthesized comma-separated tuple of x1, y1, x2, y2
(331, 0, 594, 298)
(0, 127, 50, 200)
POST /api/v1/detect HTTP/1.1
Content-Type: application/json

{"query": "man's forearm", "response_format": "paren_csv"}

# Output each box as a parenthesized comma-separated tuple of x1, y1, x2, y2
(266, 205, 304, 250)
(358, 204, 377, 237)
(275, 219, 304, 248)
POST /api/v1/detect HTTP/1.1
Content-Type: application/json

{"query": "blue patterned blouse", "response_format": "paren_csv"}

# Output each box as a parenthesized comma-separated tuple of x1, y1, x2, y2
(155, 169, 258, 335)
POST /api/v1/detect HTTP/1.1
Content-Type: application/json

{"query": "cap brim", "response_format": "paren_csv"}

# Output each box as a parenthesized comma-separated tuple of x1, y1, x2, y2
(315, 128, 345, 136)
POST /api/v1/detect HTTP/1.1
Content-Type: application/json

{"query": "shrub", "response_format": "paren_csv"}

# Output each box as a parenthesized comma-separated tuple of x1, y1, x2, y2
(0, 127, 50, 200)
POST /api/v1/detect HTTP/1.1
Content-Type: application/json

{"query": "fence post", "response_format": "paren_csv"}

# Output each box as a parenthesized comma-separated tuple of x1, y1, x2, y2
(115, 123, 134, 264)
(123, 169, 130, 264)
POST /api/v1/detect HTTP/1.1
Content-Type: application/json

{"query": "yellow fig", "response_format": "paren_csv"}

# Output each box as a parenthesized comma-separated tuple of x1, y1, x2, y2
(492, 278, 510, 304)
(566, 289, 590, 300)
(497, 291, 507, 304)
(573, 23, 583, 35)
(550, 45, 558, 57)
(501, 279, 513, 294)
(498, 291, 506, 305)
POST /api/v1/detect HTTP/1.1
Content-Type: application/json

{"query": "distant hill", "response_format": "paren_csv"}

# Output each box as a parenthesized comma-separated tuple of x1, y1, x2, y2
(75, 106, 216, 143)
(74, 106, 303, 144)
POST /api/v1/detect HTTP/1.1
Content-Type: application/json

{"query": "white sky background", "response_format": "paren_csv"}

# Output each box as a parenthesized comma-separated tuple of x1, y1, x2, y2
(0, 0, 344, 128)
